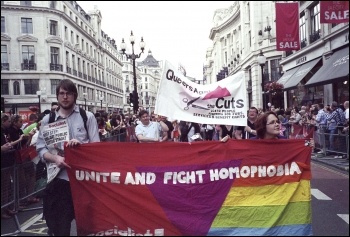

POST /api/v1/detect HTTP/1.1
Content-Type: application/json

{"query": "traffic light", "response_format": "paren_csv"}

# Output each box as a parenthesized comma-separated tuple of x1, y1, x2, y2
(129, 92, 134, 106)
(1, 97, 4, 112)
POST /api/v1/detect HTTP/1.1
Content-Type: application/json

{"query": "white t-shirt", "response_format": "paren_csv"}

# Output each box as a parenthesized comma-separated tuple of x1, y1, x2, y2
(135, 121, 162, 142)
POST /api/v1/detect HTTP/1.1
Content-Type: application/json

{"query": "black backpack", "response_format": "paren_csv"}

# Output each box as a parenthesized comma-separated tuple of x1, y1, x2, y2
(48, 107, 88, 137)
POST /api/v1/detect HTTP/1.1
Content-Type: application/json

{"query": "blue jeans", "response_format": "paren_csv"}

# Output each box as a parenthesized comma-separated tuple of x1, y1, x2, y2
(328, 128, 337, 151)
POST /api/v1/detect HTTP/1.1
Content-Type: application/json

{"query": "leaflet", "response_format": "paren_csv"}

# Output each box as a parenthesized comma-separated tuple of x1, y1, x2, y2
(42, 119, 69, 183)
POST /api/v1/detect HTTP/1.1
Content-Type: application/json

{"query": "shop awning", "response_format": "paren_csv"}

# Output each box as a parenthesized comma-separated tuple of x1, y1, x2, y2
(283, 57, 321, 90)
(276, 66, 300, 88)
(305, 47, 349, 87)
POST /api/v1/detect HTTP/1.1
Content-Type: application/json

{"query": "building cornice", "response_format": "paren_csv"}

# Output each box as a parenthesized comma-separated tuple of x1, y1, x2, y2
(46, 36, 63, 44)
(17, 34, 38, 42)
(1, 33, 11, 41)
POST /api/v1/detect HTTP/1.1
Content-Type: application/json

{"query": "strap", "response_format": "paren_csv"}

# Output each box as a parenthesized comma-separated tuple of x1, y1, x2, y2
(49, 111, 56, 123)
(79, 107, 89, 138)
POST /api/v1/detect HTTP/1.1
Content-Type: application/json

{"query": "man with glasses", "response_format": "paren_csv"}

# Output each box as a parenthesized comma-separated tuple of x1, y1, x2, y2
(36, 79, 100, 236)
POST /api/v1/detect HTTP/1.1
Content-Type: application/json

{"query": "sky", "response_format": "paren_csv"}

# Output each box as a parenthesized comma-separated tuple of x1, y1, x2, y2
(78, 1, 231, 80)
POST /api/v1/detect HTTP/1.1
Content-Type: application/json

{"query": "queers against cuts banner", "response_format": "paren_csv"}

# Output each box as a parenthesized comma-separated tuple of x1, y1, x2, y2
(66, 140, 313, 236)
(155, 61, 247, 126)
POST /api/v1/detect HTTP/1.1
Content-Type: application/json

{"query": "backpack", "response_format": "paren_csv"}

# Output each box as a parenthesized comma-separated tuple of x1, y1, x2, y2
(49, 107, 88, 137)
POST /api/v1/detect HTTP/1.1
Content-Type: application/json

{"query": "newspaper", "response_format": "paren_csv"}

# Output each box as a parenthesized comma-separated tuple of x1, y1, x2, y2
(42, 119, 69, 183)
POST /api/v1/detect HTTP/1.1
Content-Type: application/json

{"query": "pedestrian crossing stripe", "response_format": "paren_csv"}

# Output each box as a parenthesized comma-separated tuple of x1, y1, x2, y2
(311, 188, 332, 200)
(337, 214, 349, 224)
(21, 227, 48, 235)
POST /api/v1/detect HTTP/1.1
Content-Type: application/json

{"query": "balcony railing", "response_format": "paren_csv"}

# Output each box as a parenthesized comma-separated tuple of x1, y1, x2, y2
(83, 74, 87, 80)
(309, 29, 321, 44)
(78, 72, 82, 78)
(21, 63, 36, 71)
(88, 76, 91, 81)
(300, 38, 307, 49)
(50, 63, 63, 71)
(73, 69, 77, 76)
(1, 63, 9, 71)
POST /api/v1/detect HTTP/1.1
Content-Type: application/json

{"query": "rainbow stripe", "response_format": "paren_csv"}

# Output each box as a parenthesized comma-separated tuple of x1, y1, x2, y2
(209, 180, 312, 235)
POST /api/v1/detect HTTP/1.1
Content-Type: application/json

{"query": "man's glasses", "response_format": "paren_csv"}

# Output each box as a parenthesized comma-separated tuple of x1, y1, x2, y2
(266, 120, 280, 125)
(58, 92, 74, 97)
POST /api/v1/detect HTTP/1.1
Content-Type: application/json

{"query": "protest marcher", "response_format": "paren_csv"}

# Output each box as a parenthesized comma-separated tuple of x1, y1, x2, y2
(187, 122, 201, 142)
(135, 110, 168, 142)
(235, 107, 258, 139)
(7, 114, 38, 208)
(325, 101, 346, 154)
(218, 124, 235, 141)
(253, 111, 287, 139)
(161, 116, 174, 141)
(1, 113, 19, 219)
(36, 79, 100, 236)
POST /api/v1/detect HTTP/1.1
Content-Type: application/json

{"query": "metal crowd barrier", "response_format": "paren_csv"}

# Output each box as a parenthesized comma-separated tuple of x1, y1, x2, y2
(286, 123, 348, 158)
(1, 159, 47, 236)
(314, 126, 349, 158)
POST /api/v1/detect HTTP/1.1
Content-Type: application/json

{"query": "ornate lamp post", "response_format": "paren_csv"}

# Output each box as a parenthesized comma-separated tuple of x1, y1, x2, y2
(99, 94, 104, 110)
(83, 92, 87, 110)
(257, 50, 267, 111)
(120, 31, 145, 114)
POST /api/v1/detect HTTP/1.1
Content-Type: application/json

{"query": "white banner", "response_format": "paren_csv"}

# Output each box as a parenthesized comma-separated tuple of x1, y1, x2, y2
(155, 61, 247, 126)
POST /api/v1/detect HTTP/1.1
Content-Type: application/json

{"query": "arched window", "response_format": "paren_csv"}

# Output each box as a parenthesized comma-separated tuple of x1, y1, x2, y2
(13, 81, 20, 95)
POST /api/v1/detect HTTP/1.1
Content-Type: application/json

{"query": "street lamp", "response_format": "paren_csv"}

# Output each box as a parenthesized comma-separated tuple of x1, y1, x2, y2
(120, 31, 145, 114)
(257, 50, 267, 111)
(99, 95, 104, 110)
(83, 92, 87, 110)
(36, 90, 41, 114)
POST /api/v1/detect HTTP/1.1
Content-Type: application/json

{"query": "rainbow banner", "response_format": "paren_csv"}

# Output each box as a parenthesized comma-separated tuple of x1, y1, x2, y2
(66, 139, 312, 236)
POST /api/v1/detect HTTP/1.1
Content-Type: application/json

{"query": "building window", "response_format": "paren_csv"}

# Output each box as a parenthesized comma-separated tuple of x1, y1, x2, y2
(270, 58, 282, 81)
(1, 45, 8, 63)
(71, 31, 74, 44)
(22, 45, 35, 64)
(300, 13, 306, 45)
(13, 81, 20, 95)
(310, 3, 320, 33)
(24, 79, 39, 94)
(1, 16, 5, 33)
(1, 79, 9, 95)
(49, 20, 57, 35)
(49, 1, 56, 8)
(20, 1, 32, 6)
(50, 47, 59, 64)
(21, 18, 33, 34)
(50, 79, 60, 94)
(64, 26, 68, 40)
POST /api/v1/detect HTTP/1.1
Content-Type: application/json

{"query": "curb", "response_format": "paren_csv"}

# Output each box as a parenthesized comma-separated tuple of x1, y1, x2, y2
(311, 154, 349, 172)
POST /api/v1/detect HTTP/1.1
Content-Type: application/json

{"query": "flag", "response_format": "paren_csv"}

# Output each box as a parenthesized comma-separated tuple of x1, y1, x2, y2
(66, 139, 313, 236)
(156, 61, 247, 126)
(320, 1, 349, 23)
(275, 2, 300, 51)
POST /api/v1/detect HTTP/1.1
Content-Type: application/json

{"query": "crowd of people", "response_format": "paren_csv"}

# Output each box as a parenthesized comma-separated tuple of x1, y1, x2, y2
(1, 77, 348, 235)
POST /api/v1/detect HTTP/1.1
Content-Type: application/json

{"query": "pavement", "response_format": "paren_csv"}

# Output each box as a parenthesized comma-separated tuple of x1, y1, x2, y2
(311, 151, 349, 172)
